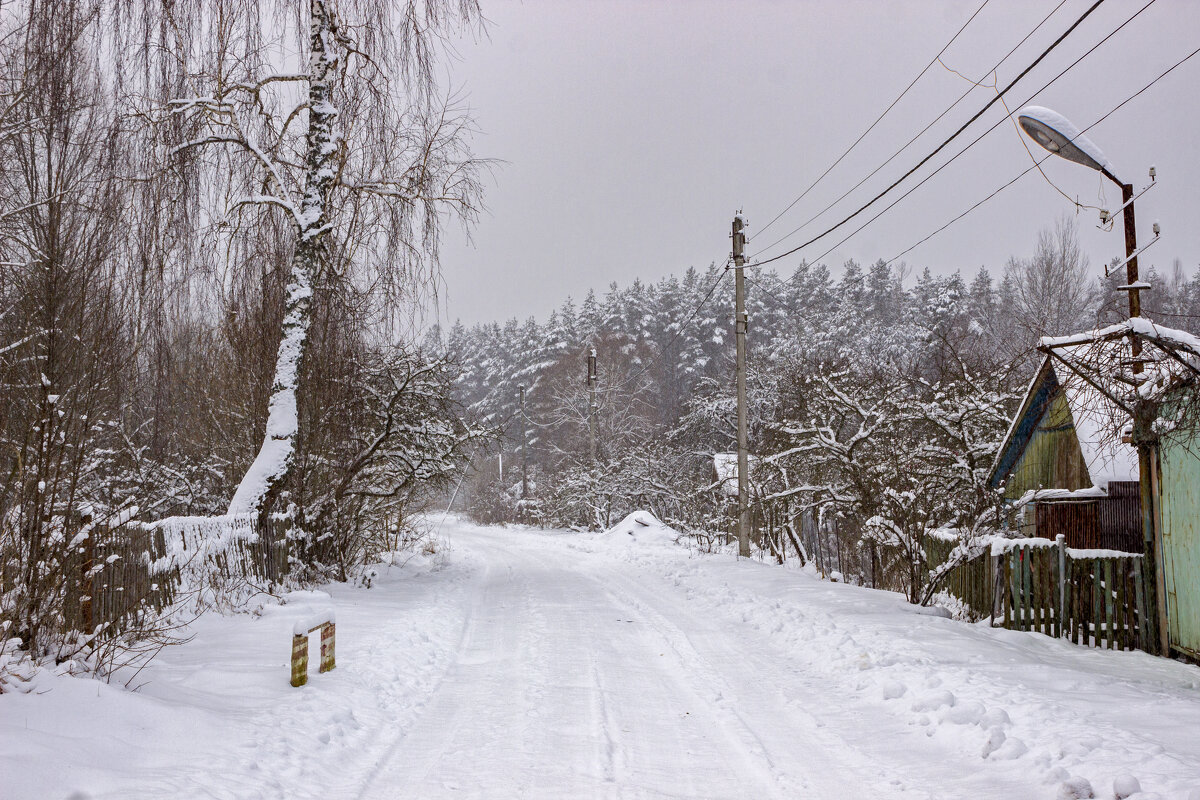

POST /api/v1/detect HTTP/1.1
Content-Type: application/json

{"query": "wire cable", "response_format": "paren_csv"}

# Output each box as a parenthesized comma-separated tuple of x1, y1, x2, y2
(934, 44, 1105, 215)
(745, 0, 1109, 271)
(606, 265, 731, 393)
(748, 0, 1157, 280)
(878, 39, 1200, 268)
(754, 0, 992, 239)
(742, 39, 1200, 309)
(751, 0, 1070, 259)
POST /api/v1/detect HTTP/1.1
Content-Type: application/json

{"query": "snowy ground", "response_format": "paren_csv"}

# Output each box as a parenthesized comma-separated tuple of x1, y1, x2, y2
(5, 515, 1200, 800)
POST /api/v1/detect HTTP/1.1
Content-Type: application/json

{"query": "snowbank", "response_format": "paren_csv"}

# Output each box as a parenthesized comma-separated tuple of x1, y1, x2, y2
(601, 510, 681, 545)
(603, 526, 1200, 799)
(0, 549, 472, 800)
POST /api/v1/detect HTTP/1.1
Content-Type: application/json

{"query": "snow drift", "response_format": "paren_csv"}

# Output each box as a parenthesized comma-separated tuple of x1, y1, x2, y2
(601, 510, 680, 545)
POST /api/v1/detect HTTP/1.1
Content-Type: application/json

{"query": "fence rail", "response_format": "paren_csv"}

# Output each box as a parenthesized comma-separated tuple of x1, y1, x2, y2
(64, 513, 289, 638)
(927, 533, 1147, 653)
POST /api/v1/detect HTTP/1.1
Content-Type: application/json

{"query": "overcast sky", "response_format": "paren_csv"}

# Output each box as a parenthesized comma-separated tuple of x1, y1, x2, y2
(436, 0, 1200, 327)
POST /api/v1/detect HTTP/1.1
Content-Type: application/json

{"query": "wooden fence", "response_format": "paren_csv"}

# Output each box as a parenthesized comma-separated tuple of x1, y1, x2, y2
(997, 538, 1148, 651)
(925, 535, 991, 620)
(64, 513, 289, 638)
(927, 534, 1148, 652)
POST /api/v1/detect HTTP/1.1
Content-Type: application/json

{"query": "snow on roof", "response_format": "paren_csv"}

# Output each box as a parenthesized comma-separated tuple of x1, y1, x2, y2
(1034, 317, 1200, 488)
(1053, 345, 1138, 488)
(991, 342, 1139, 492)
(1041, 318, 1200, 406)
(1012, 487, 1108, 509)
(713, 453, 758, 496)
(1041, 317, 1200, 358)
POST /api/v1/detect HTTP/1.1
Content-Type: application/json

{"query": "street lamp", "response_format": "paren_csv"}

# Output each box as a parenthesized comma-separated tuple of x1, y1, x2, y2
(1017, 105, 1168, 655)
(1017, 106, 1145, 323)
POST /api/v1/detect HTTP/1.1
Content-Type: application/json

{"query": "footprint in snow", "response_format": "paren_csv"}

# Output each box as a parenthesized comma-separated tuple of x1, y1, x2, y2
(910, 689, 955, 712)
(979, 707, 1010, 728)
(941, 699, 985, 726)
(1056, 776, 1095, 799)
(981, 727, 1006, 758)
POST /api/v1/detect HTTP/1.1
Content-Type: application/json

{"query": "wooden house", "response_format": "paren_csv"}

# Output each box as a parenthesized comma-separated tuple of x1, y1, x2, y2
(987, 354, 1142, 552)
(995, 318, 1200, 659)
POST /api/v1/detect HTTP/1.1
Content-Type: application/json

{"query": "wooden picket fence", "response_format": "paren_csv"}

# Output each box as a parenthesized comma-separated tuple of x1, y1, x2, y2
(64, 514, 289, 638)
(925, 535, 992, 620)
(927, 534, 1149, 652)
(997, 538, 1148, 651)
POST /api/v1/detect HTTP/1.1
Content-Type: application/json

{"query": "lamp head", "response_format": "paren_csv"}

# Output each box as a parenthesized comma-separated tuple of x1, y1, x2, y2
(1017, 105, 1116, 179)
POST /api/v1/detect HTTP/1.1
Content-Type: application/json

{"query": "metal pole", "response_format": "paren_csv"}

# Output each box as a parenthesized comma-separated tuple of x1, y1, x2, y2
(587, 347, 598, 463)
(733, 213, 751, 558)
(519, 384, 528, 499)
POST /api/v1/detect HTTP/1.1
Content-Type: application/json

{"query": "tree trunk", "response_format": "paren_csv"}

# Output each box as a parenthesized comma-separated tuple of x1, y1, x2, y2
(228, 0, 339, 519)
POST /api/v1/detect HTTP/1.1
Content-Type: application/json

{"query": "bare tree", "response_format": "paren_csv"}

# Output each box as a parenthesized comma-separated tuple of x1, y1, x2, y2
(0, 0, 132, 653)
(1003, 214, 1102, 341)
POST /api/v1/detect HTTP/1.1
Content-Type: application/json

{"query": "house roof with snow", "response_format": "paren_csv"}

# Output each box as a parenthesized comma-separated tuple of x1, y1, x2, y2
(988, 350, 1137, 499)
(713, 453, 759, 497)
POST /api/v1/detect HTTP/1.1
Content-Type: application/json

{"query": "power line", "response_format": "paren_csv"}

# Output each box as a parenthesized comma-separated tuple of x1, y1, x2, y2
(747, 0, 1157, 280)
(754, 0, 992, 240)
(745, 0, 1109, 271)
(751, 0, 1070, 259)
(607, 265, 731, 393)
(880, 39, 1200, 269)
(883, 158, 1047, 268)
(746, 37, 1200, 303)
(744, 273, 791, 310)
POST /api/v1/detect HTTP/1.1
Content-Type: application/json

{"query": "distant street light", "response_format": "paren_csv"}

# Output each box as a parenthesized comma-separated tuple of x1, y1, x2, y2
(1017, 104, 1169, 655)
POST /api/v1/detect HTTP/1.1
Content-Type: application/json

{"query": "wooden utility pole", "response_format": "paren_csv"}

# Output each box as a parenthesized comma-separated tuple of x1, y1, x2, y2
(587, 347, 598, 463)
(732, 213, 751, 558)
(1111, 174, 1170, 656)
(519, 384, 529, 499)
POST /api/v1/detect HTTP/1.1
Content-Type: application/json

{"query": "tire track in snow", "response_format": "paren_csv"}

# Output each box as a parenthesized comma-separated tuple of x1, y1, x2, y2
(588, 564, 890, 799)
(347, 551, 504, 800)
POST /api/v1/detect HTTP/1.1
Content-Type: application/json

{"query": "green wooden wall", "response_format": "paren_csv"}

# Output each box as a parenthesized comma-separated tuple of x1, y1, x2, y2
(1158, 433, 1200, 658)
(1004, 391, 1092, 500)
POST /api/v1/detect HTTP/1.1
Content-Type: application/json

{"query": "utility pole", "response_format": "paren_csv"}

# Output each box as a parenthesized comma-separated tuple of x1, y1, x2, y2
(587, 347, 598, 463)
(519, 384, 529, 499)
(732, 212, 751, 558)
(1017, 110, 1170, 655)
(1116, 179, 1144, 364)
(1112, 171, 1170, 656)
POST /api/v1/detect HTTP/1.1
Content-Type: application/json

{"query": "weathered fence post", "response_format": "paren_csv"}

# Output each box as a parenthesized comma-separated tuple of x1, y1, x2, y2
(1056, 534, 1066, 639)
(290, 612, 336, 686)
(319, 622, 336, 673)
(290, 633, 309, 687)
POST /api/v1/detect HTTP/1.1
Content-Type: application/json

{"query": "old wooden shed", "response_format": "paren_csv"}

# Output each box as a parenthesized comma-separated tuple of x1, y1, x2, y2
(988, 354, 1142, 552)
(999, 319, 1200, 659)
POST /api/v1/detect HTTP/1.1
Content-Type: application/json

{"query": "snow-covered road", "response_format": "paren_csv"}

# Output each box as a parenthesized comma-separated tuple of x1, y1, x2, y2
(6, 518, 1200, 799)
(356, 525, 1030, 799)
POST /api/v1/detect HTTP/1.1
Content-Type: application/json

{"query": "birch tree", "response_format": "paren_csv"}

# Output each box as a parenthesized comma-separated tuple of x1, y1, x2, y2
(150, 0, 485, 519)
